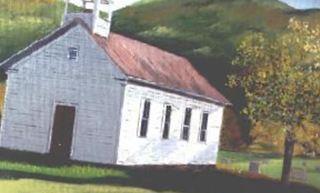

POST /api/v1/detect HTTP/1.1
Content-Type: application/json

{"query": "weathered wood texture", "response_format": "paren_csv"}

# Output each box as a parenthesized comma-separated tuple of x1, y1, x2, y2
(0, 26, 125, 164)
(116, 84, 224, 165)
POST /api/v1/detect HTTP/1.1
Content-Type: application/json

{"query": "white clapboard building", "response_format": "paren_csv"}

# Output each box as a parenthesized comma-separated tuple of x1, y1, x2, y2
(0, 0, 230, 165)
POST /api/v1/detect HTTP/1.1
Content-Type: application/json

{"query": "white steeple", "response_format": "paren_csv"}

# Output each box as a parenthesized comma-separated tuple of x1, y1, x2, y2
(92, 0, 113, 37)
(62, 0, 113, 38)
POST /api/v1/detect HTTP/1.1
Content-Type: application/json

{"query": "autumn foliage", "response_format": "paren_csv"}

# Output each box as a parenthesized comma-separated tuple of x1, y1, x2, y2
(229, 18, 320, 183)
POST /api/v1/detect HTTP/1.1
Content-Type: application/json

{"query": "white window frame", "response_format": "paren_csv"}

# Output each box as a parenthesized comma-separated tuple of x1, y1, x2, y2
(137, 99, 151, 138)
(68, 46, 79, 61)
(161, 104, 172, 140)
(181, 107, 192, 141)
(198, 112, 209, 143)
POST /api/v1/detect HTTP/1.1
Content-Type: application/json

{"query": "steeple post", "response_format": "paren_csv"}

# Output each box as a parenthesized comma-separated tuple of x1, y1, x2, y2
(62, 0, 113, 38)
(61, 0, 70, 26)
(106, 1, 113, 37)
(92, 0, 102, 34)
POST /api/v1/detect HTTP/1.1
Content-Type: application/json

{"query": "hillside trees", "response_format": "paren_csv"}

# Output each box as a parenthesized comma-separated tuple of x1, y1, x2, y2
(228, 18, 320, 184)
(0, 0, 63, 62)
(112, 0, 320, 146)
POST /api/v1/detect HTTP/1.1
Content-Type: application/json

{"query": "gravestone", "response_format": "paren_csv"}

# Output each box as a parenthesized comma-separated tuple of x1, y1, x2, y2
(302, 161, 307, 167)
(249, 161, 260, 174)
(315, 166, 320, 173)
(290, 167, 308, 182)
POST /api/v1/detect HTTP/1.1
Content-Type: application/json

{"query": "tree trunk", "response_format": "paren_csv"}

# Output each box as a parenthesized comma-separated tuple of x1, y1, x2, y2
(281, 130, 295, 185)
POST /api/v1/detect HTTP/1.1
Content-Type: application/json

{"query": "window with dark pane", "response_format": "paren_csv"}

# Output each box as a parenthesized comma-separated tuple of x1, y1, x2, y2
(68, 47, 79, 60)
(182, 108, 192, 140)
(200, 113, 209, 142)
(139, 100, 151, 137)
(162, 105, 172, 139)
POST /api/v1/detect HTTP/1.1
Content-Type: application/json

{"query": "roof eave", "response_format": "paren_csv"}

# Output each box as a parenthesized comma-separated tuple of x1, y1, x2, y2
(127, 76, 231, 106)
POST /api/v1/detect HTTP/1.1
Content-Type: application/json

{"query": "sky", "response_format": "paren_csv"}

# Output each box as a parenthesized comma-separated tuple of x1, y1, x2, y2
(278, 0, 320, 9)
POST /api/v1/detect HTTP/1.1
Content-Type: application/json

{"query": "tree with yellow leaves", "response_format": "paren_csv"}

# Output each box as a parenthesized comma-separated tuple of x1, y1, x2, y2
(228, 18, 320, 184)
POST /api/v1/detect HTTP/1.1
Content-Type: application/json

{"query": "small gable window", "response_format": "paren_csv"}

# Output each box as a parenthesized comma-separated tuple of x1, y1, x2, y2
(199, 112, 209, 142)
(139, 100, 151, 137)
(68, 47, 79, 60)
(181, 108, 192, 141)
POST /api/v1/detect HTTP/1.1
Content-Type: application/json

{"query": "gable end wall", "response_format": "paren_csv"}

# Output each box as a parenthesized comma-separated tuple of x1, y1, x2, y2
(0, 25, 126, 164)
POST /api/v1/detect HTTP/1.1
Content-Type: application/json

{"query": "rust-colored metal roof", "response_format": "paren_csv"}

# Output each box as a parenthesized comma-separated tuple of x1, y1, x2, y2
(95, 34, 230, 105)
(0, 18, 230, 105)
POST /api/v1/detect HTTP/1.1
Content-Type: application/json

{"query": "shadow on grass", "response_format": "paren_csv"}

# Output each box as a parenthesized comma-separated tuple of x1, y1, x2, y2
(0, 149, 319, 193)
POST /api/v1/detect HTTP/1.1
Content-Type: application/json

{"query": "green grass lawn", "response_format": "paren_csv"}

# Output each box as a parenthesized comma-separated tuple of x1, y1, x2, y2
(0, 150, 319, 193)
(0, 179, 165, 193)
(217, 151, 320, 190)
(0, 160, 128, 179)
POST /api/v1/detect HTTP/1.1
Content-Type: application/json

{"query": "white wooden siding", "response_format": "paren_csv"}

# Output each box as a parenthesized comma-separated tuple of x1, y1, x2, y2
(0, 25, 125, 164)
(116, 83, 224, 165)
(0, 23, 225, 165)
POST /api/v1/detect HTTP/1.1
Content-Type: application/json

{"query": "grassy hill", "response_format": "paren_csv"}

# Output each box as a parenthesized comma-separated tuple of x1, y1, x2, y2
(1, 0, 320, 95)
(112, 0, 320, 99)
(113, 0, 320, 150)
(0, 0, 319, 144)
(112, 0, 320, 144)
(1, 0, 320, 102)
(0, 0, 63, 63)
